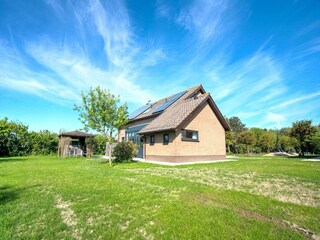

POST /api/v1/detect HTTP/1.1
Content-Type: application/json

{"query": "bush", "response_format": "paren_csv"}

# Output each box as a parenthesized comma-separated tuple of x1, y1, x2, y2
(112, 141, 138, 163)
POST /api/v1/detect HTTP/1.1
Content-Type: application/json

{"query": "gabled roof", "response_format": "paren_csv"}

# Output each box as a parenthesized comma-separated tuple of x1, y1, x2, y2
(59, 130, 94, 138)
(139, 93, 210, 133)
(127, 84, 230, 133)
(128, 84, 204, 122)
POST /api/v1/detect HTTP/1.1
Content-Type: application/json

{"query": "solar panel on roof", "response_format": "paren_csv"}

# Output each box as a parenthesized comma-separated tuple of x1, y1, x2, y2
(152, 90, 187, 114)
(128, 102, 156, 119)
(129, 105, 151, 119)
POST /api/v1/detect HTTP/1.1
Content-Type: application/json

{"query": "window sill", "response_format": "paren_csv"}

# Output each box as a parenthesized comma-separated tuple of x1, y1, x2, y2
(181, 138, 199, 142)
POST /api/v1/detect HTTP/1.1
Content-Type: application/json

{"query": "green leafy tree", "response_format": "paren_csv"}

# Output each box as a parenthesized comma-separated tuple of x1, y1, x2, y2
(226, 116, 247, 133)
(290, 120, 316, 156)
(225, 116, 247, 154)
(30, 130, 58, 155)
(94, 134, 107, 155)
(0, 117, 31, 156)
(279, 136, 299, 152)
(250, 128, 266, 153)
(238, 131, 256, 156)
(310, 130, 320, 154)
(279, 127, 291, 136)
(260, 132, 276, 153)
(74, 86, 128, 165)
(225, 131, 234, 154)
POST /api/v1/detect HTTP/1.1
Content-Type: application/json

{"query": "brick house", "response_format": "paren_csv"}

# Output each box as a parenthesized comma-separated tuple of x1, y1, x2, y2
(118, 84, 230, 163)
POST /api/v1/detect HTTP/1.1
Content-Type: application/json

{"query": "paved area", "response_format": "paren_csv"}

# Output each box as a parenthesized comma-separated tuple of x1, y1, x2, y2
(301, 157, 320, 162)
(133, 158, 237, 166)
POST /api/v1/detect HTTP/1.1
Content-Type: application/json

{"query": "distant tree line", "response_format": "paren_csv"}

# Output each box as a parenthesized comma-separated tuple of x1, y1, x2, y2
(1, 116, 319, 157)
(225, 117, 320, 155)
(0, 117, 58, 156)
(0, 117, 108, 157)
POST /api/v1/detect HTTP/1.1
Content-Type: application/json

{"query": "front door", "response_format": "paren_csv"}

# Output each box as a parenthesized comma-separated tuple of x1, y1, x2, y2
(137, 137, 144, 158)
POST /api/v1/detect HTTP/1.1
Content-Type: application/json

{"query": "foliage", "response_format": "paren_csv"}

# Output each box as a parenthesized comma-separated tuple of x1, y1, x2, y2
(85, 136, 97, 157)
(226, 116, 247, 133)
(290, 120, 316, 155)
(225, 131, 234, 154)
(112, 141, 138, 163)
(74, 86, 128, 165)
(0, 117, 31, 156)
(85, 136, 97, 149)
(224, 116, 320, 155)
(30, 130, 58, 155)
(0, 117, 59, 157)
(260, 132, 276, 153)
(310, 130, 320, 154)
(237, 131, 256, 155)
(279, 136, 299, 152)
(92, 134, 106, 155)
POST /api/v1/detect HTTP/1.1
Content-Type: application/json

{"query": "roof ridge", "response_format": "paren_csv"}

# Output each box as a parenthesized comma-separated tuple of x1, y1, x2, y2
(128, 83, 204, 122)
(158, 84, 201, 101)
(183, 92, 209, 102)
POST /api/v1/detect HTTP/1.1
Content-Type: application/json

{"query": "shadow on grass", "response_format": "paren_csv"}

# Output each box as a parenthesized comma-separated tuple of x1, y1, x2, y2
(0, 184, 41, 205)
(0, 157, 28, 163)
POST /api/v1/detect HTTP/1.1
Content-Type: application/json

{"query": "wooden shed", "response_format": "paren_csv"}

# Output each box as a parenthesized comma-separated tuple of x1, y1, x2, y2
(58, 130, 94, 157)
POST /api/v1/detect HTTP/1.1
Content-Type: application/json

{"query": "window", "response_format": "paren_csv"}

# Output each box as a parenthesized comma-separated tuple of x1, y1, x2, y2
(181, 129, 199, 142)
(163, 133, 169, 145)
(150, 135, 155, 145)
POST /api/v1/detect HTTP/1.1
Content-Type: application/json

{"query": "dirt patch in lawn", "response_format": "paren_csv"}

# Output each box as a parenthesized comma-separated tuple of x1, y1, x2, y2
(194, 194, 319, 240)
(55, 195, 82, 240)
(127, 168, 320, 207)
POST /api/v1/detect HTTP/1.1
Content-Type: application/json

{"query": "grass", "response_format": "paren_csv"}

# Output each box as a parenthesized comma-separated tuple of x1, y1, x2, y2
(0, 156, 319, 239)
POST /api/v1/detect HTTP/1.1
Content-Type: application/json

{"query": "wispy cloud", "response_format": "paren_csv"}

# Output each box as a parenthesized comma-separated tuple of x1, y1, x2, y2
(0, 0, 167, 107)
(262, 112, 286, 128)
(176, 0, 231, 43)
(89, 0, 135, 68)
(156, 0, 172, 19)
(0, 0, 319, 130)
(207, 49, 285, 107)
(271, 91, 320, 109)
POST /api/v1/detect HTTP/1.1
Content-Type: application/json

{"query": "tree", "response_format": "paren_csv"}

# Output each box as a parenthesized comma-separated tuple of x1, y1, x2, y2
(279, 136, 299, 152)
(250, 127, 266, 153)
(290, 120, 316, 156)
(260, 132, 276, 153)
(94, 134, 107, 155)
(74, 87, 128, 165)
(225, 131, 234, 154)
(225, 116, 247, 154)
(310, 130, 320, 154)
(238, 131, 256, 156)
(0, 117, 31, 156)
(30, 130, 58, 155)
(226, 116, 247, 133)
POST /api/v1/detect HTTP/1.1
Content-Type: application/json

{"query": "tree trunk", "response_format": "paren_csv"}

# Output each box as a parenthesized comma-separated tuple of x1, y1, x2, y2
(227, 145, 230, 154)
(105, 141, 108, 157)
(108, 130, 113, 166)
(246, 145, 249, 156)
(108, 142, 112, 166)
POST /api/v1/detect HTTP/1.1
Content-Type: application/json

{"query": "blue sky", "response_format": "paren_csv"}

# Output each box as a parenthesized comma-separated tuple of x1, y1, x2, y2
(0, 0, 319, 132)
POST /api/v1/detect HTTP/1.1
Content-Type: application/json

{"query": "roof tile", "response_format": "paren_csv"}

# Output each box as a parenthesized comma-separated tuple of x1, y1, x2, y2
(139, 93, 209, 134)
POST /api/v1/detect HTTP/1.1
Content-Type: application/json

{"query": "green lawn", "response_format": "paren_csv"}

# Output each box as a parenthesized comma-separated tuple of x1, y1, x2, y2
(0, 156, 319, 239)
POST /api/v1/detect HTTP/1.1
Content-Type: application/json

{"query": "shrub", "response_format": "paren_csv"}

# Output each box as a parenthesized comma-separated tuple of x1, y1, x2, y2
(112, 141, 138, 163)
